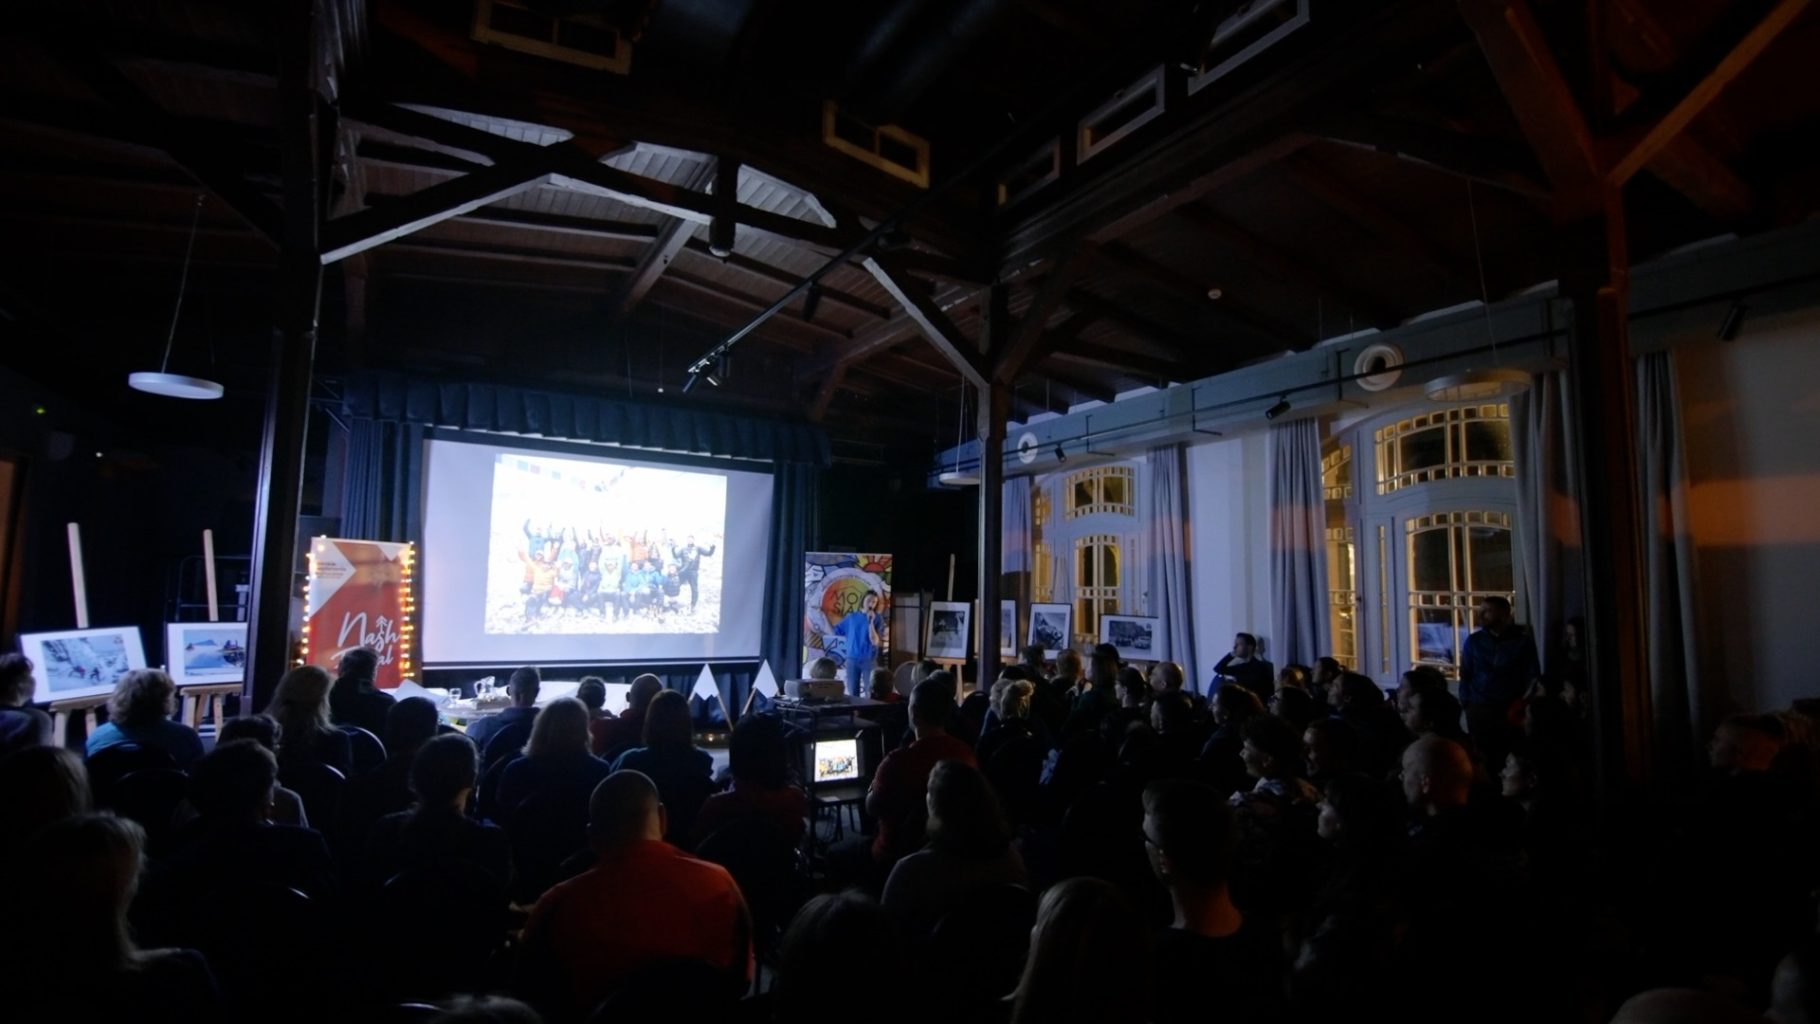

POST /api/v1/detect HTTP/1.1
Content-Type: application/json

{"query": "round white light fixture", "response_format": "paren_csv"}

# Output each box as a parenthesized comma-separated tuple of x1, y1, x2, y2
(129, 372, 223, 400)
(1422, 368, 1530, 403)
(937, 470, 981, 487)
(1353, 342, 1404, 392)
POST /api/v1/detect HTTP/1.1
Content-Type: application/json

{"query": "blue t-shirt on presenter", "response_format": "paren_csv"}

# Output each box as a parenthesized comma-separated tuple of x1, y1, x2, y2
(835, 595, 882, 696)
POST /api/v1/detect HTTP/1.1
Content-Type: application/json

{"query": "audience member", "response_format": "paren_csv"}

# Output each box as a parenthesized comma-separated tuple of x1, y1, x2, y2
(1198, 684, 1265, 797)
(979, 677, 1046, 825)
(328, 647, 395, 739)
(1268, 685, 1320, 732)
(575, 676, 615, 752)
(1394, 665, 1449, 715)
(1148, 661, 1187, 698)
(518, 771, 750, 1020)
(883, 760, 1026, 939)
(469, 666, 541, 765)
(216, 715, 309, 826)
(86, 669, 204, 767)
(1032, 648, 1078, 737)
(1144, 779, 1285, 1024)
(1211, 632, 1274, 702)
(1150, 690, 1204, 776)
(594, 673, 661, 759)
(429, 995, 545, 1024)
(269, 665, 353, 775)
(772, 892, 906, 1024)
(1332, 672, 1408, 777)
(1009, 877, 1150, 1024)
(1309, 656, 1342, 706)
(1276, 663, 1310, 693)
(868, 674, 977, 869)
(0, 653, 51, 755)
(807, 657, 839, 681)
(496, 697, 613, 824)
(1020, 645, 1049, 681)
(1403, 686, 1467, 744)
(691, 714, 806, 849)
(6, 814, 226, 1023)
(1061, 644, 1124, 740)
(1772, 941, 1820, 1024)
(1294, 773, 1406, 1020)
(1457, 596, 1539, 769)
(869, 667, 902, 703)
(362, 732, 509, 892)
(611, 689, 713, 843)
(1301, 717, 1361, 785)
(1230, 715, 1320, 916)
(337, 696, 441, 846)
(0, 744, 90, 852)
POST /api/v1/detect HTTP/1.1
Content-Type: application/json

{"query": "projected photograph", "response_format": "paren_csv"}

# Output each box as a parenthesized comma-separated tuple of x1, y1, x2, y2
(483, 453, 727, 636)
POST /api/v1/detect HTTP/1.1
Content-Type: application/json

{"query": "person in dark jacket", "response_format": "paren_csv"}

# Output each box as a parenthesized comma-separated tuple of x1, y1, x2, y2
(1210, 632, 1275, 703)
(328, 647, 395, 739)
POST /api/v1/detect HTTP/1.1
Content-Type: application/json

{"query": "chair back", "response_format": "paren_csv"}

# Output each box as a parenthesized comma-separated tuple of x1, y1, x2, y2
(279, 760, 347, 831)
(86, 742, 177, 803)
(480, 719, 535, 770)
(108, 768, 190, 853)
(695, 814, 809, 952)
(660, 771, 716, 845)
(341, 725, 388, 775)
(377, 861, 509, 1001)
(926, 883, 1038, 1012)
(197, 883, 331, 1020)
(506, 792, 590, 904)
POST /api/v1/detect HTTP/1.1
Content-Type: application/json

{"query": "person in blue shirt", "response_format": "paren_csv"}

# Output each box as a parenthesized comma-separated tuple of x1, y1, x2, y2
(835, 591, 884, 697)
(85, 668, 205, 768)
(1457, 595, 1540, 767)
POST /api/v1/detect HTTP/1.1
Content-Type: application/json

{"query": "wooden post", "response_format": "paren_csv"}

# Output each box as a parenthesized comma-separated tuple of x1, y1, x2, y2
(202, 528, 220, 623)
(244, 0, 325, 710)
(66, 523, 89, 628)
(976, 283, 1011, 691)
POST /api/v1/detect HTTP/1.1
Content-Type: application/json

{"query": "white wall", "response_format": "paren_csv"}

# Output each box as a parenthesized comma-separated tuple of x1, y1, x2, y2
(1187, 432, 1271, 690)
(1674, 305, 1820, 714)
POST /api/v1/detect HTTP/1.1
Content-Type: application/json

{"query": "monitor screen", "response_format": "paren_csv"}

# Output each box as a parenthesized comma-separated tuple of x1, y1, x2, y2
(813, 738, 860, 784)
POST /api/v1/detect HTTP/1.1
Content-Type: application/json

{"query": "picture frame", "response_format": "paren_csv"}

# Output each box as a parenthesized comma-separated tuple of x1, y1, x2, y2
(1100, 614, 1162, 663)
(974, 599, 1019, 659)
(1026, 603, 1073, 659)
(165, 622, 249, 687)
(926, 600, 971, 661)
(17, 626, 148, 703)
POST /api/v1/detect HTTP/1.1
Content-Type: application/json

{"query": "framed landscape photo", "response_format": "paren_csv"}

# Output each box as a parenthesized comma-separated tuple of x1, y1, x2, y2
(17, 626, 148, 703)
(165, 622, 248, 687)
(1100, 615, 1161, 662)
(1027, 603, 1073, 659)
(926, 601, 971, 661)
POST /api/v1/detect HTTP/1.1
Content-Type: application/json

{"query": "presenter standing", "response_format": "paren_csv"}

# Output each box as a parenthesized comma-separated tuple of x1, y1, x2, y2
(836, 591, 884, 697)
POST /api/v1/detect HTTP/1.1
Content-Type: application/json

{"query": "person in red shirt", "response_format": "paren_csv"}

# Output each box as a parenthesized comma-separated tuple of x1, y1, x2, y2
(690, 715, 807, 849)
(865, 674, 976, 868)
(518, 770, 751, 1019)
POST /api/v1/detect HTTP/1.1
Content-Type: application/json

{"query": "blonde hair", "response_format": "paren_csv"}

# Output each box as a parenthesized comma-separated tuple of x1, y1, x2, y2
(106, 670, 175, 728)
(269, 665, 335, 747)
(991, 678, 1035, 721)
(525, 697, 592, 759)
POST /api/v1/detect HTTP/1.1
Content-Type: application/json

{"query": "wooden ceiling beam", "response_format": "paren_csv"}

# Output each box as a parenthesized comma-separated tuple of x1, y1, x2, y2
(321, 155, 556, 263)
(1046, 342, 1182, 384)
(862, 255, 990, 389)
(994, 246, 1095, 383)
(678, 241, 892, 321)
(382, 239, 636, 273)
(658, 270, 851, 344)
(1312, 113, 1551, 199)
(1175, 203, 1402, 329)
(1094, 242, 1310, 347)
(1281, 155, 1470, 290)
(447, 205, 660, 242)
(608, 159, 718, 320)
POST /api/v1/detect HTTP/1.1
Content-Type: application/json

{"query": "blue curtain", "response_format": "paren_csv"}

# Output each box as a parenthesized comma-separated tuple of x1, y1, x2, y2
(1148, 444, 1200, 690)
(760, 460, 820, 690)
(1268, 419, 1330, 667)
(339, 419, 425, 543)
(1001, 476, 1032, 573)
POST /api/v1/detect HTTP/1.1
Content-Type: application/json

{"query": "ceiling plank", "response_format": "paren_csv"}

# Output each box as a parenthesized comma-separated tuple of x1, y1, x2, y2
(1047, 341, 1182, 383)
(1175, 203, 1403, 329)
(678, 242, 891, 321)
(1281, 155, 1470, 289)
(382, 239, 636, 272)
(863, 254, 990, 389)
(1094, 242, 1308, 347)
(320, 156, 556, 263)
(994, 246, 1094, 383)
(608, 159, 717, 320)
(1312, 113, 1551, 199)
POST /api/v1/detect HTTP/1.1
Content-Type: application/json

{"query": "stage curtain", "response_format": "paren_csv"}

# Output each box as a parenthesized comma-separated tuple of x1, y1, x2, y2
(343, 371, 831, 466)
(339, 419, 424, 543)
(1001, 476, 1031, 574)
(759, 460, 820, 697)
(1148, 444, 1200, 690)
(1637, 352, 1708, 773)
(1511, 371, 1585, 671)
(1267, 419, 1329, 668)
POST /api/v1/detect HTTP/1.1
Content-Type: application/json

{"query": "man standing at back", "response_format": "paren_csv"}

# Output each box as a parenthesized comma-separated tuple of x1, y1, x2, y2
(519, 770, 750, 1018)
(866, 675, 977, 869)
(1457, 596, 1539, 768)
(1211, 633, 1275, 703)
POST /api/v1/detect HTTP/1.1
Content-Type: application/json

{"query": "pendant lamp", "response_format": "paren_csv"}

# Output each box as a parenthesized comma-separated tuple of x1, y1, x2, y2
(129, 194, 224, 400)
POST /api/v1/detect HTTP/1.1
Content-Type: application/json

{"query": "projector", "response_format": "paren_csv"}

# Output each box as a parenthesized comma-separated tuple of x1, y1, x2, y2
(784, 678, 847, 702)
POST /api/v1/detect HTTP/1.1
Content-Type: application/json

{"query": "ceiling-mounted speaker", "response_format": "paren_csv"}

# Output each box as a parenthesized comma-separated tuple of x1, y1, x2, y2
(1353, 342, 1404, 392)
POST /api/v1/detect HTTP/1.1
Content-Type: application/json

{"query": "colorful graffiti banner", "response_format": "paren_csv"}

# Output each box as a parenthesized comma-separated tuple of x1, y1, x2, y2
(802, 552, 892, 671)
(303, 537, 415, 688)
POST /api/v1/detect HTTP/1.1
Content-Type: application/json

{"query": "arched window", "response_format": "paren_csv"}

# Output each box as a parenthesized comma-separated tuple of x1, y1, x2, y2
(1374, 404, 1513, 494)
(1065, 467, 1135, 519)
(1073, 534, 1120, 645)
(1406, 511, 1514, 675)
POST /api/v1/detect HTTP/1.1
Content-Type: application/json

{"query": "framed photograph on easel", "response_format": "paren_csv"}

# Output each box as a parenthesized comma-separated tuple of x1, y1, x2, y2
(1100, 614, 1161, 663)
(926, 601, 971, 661)
(17, 626, 148, 703)
(1026, 603, 1072, 659)
(975, 599, 1019, 659)
(165, 622, 248, 687)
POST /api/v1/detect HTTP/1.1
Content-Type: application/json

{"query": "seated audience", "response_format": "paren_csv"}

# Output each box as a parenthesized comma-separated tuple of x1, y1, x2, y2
(468, 666, 541, 766)
(1277, 663, 1310, 694)
(594, 673, 661, 759)
(337, 696, 441, 846)
(1020, 645, 1050, 680)
(1061, 644, 1125, 740)
(1402, 686, 1467, 745)
(1332, 672, 1409, 777)
(1230, 714, 1321, 916)
(328, 646, 395, 739)
(497, 697, 614, 822)
(269, 665, 353, 775)
(1010, 877, 1150, 1024)
(215, 715, 309, 826)
(5, 814, 226, 1023)
(979, 677, 1046, 825)
(1393, 665, 1449, 716)
(575, 676, 616, 757)
(1268, 685, 1321, 732)
(0, 744, 91, 853)
(1198, 684, 1265, 797)
(518, 770, 751, 1020)
(807, 657, 839, 681)
(1211, 632, 1275, 702)
(363, 732, 509, 891)
(1293, 774, 1407, 1021)
(868, 675, 978, 868)
(0, 653, 51, 755)
(869, 667, 902, 703)
(1149, 690, 1204, 775)
(883, 760, 1026, 940)
(771, 892, 906, 1024)
(1148, 660, 1188, 698)
(1144, 779, 1285, 1024)
(86, 669, 204, 768)
(1309, 656, 1343, 706)
(692, 713, 806, 849)
(611, 689, 713, 843)
(1301, 717, 1362, 785)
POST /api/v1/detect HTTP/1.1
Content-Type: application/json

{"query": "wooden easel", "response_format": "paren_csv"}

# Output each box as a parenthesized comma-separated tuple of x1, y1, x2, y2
(50, 523, 108, 747)
(175, 528, 240, 730)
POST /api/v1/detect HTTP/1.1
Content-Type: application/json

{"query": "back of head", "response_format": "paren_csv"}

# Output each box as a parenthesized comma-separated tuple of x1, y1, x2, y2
(628, 673, 663, 713)
(1021, 645, 1047, 671)
(218, 714, 280, 752)
(1402, 734, 1473, 811)
(926, 760, 1009, 858)
(526, 697, 591, 759)
(589, 769, 662, 843)
(1323, 772, 1408, 852)
(337, 647, 379, 684)
(776, 892, 902, 1018)
(1772, 941, 1820, 1024)
(641, 689, 694, 750)
(1337, 672, 1384, 709)
(385, 696, 442, 755)
(190, 739, 278, 821)
(1402, 665, 1448, 696)
(728, 714, 788, 788)
(1213, 683, 1265, 723)
(1279, 664, 1310, 690)
(15, 812, 145, 973)
(1090, 644, 1121, 685)
(1315, 656, 1342, 679)
(1610, 988, 1765, 1024)
(0, 652, 34, 706)
(1153, 661, 1185, 693)
(0, 746, 91, 844)
(411, 733, 479, 809)
(1143, 779, 1236, 889)
(991, 678, 1035, 721)
(1054, 649, 1082, 681)
(576, 676, 607, 712)
(868, 667, 895, 699)
(1117, 666, 1148, 702)
(807, 657, 838, 681)
(1411, 688, 1464, 735)
(1152, 690, 1193, 734)
(107, 669, 176, 728)
(270, 665, 333, 737)
(910, 675, 956, 731)
(508, 666, 541, 706)
(1012, 878, 1149, 1024)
